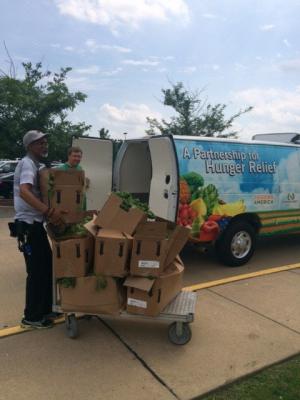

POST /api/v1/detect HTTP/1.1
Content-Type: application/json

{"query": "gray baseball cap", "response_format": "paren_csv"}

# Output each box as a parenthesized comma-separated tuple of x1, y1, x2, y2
(23, 130, 48, 148)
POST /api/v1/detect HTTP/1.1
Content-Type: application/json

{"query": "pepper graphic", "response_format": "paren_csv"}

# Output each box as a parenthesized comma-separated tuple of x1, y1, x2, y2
(199, 220, 220, 242)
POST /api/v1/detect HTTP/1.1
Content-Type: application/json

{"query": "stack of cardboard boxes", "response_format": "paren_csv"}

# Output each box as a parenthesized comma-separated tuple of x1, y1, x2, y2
(41, 170, 190, 317)
(124, 220, 188, 316)
(40, 168, 86, 223)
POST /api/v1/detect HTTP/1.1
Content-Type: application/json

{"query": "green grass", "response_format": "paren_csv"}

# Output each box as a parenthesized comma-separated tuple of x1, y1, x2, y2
(197, 354, 300, 400)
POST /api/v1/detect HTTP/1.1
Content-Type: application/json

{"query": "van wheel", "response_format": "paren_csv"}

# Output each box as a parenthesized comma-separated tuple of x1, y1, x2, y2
(216, 221, 256, 266)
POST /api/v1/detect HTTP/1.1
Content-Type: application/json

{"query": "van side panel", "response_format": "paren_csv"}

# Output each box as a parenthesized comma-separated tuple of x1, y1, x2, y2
(174, 138, 300, 241)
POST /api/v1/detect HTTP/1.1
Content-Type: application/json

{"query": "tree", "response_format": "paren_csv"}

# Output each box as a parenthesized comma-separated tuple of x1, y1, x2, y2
(0, 61, 91, 161)
(98, 127, 111, 139)
(146, 82, 252, 138)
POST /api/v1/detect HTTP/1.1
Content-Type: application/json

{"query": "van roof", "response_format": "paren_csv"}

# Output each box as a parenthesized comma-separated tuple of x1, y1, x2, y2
(172, 134, 300, 148)
(124, 134, 300, 148)
(251, 132, 300, 143)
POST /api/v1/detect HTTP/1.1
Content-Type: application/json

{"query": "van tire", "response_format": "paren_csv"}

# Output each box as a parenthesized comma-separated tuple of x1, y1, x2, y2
(215, 221, 256, 266)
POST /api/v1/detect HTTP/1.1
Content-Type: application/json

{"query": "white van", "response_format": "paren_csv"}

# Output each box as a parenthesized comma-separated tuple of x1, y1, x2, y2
(74, 135, 300, 266)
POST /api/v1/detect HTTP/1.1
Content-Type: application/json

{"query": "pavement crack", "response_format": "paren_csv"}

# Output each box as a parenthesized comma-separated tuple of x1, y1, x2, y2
(207, 288, 300, 336)
(96, 316, 181, 400)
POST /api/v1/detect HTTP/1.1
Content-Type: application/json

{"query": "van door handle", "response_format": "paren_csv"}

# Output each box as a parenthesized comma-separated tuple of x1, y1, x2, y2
(163, 190, 169, 199)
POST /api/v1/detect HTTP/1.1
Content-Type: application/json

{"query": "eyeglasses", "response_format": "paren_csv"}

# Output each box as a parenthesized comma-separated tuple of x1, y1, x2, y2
(32, 140, 48, 146)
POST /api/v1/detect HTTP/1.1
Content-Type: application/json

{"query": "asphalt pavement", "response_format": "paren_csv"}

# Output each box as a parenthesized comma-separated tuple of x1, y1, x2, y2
(1, 205, 300, 400)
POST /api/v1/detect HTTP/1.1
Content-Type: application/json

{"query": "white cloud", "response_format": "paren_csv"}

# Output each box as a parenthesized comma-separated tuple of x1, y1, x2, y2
(75, 65, 100, 74)
(85, 39, 99, 53)
(100, 44, 131, 53)
(73, 65, 122, 77)
(97, 102, 162, 139)
(66, 76, 96, 91)
(102, 67, 123, 76)
(279, 58, 300, 72)
(232, 87, 300, 137)
(202, 13, 218, 19)
(122, 58, 160, 67)
(212, 64, 220, 71)
(163, 56, 175, 61)
(283, 39, 292, 48)
(51, 43, 61, 48)
(234, 62, 248, 71)
(85, 39, 131, 53)
(64, 45, 75, 51)
(55, 0, 190, 31)
(182, 66, 197, 73)
(260, 24, 275, 31)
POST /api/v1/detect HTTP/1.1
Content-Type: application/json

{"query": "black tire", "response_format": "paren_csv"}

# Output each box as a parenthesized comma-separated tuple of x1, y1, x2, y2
(2, 187, 11, 199)
(216, 221, 256, 267)
(168, 322, 192, 345)
(65, 314, 78, 339)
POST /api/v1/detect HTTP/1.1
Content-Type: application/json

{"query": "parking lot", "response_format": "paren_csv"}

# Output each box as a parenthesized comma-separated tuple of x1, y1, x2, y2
(1, 205, 300, 399)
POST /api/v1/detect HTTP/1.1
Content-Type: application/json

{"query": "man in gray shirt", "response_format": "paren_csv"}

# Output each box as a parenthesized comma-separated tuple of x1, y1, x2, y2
(14, 130, 65, 329)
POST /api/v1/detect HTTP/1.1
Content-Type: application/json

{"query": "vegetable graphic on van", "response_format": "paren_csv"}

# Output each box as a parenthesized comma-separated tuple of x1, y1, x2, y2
(178, 172, 246, 244)
(73, 134, 300, 268)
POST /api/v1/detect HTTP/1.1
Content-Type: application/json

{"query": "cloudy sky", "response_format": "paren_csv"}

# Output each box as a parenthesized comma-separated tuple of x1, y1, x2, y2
(1, 0, 300, 139)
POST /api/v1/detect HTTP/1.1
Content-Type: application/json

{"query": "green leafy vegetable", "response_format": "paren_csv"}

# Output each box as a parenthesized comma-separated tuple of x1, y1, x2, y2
(54, 216, 93, 239)
(201, 184, 219, 216)
(57, 277, 76, 288)
(191, 216, 201, 237)
(181, 172, 204, 196)
(95, 275, 107, 291)
(48, 173, 55, 199)
(115, 191, 155, 219)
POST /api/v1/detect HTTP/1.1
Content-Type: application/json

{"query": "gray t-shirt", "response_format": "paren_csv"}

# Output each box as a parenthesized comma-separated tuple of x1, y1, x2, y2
(14, 155, 45, 224)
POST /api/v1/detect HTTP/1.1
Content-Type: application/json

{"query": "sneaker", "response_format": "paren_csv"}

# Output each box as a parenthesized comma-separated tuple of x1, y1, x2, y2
(44, 312, 63, 320)
(21, 318, 53, 329)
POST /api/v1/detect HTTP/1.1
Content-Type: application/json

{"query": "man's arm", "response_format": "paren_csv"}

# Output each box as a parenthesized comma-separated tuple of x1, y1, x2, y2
(20, 183, 48, 214)
(20, 183, 66, 225)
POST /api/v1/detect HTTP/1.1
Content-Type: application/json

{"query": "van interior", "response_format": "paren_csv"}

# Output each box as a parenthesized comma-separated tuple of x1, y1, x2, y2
(114, 136, 178, 222)
(74, 136, 178, 221)
(114, 140, 151, 204)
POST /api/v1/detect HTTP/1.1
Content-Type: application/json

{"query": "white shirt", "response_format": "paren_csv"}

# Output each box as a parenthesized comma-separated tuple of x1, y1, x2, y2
(14, 155, 45, 224)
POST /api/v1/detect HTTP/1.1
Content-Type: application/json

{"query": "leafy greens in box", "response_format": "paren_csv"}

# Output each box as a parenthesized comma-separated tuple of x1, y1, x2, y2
(94, 193, 147, 235)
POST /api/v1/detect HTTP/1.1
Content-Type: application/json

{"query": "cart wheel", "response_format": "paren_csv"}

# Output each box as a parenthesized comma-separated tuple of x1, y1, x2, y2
(65, 314, 78, 339)
(168, 322, 191, 345)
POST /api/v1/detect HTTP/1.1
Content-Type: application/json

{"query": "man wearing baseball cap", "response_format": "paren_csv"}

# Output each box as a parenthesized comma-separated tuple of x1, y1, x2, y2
(14, 130, 66, 329)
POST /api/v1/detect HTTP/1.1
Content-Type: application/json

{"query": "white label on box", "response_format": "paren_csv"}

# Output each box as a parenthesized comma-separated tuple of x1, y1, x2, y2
(127, 298, 147, 309)
(138, 260, 160, 269)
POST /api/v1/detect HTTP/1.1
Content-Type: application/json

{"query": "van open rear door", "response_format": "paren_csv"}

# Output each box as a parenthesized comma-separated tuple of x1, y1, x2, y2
(72, 137, 113, 210)
(148, 136, 179, 222)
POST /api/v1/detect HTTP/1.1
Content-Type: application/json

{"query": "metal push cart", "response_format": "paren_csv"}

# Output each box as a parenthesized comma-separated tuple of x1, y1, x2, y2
(57, 291, 197, 345)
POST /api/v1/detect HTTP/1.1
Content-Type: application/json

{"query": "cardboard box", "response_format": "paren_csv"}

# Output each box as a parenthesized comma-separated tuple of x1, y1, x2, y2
(39, 169, 85, 219)
(94, 193, 146, 235)
(60, 210, 97, 225)
(94, 229, 133, 277)
(51, 235, 94, 278)
(130, 221, 189, 277)
(124, 257, 184, 317)
(47, 211, 97, 235)
(60, 275, 125, 315)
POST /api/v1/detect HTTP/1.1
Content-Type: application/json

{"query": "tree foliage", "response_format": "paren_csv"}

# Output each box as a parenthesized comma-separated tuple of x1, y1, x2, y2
(0, 61, 91, 161)
(146, 82, 253, 138)
(98, 127, 111, 139)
